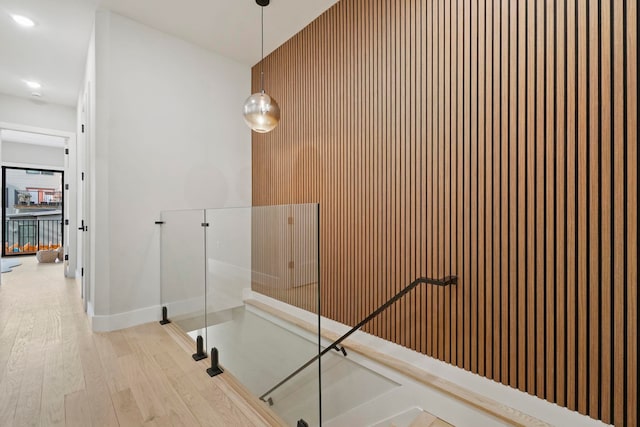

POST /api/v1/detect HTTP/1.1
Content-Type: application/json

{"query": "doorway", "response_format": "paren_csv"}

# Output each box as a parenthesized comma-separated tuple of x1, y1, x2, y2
(2, 166, 64, 257)
(0, 123, 77, 291)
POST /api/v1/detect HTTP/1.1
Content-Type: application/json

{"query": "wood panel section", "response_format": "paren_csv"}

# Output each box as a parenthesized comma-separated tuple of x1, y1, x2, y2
(600, 1, 613, 420)
(565, 0, 578, 412)
(251, 0, 638, 425)
(517, 0, 527, 394)
(554, 0, 567, 407)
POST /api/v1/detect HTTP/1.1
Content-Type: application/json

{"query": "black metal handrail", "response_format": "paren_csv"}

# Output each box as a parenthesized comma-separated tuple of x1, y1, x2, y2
(259, 274, 458, 403)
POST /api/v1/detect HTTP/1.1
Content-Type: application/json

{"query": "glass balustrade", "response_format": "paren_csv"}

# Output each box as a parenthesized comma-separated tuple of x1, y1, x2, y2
(159, 209, 207, 347)
(159, 204, 321, 426)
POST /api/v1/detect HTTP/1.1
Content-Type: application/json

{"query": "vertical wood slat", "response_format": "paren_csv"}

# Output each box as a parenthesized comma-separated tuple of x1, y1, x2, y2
(612, 0, 626, 425)
(500, 0, 509, 384)
(508, 0, 518, 390)
(485, 0, 494, 381)
(477, 0, 486, 379)
(443, 0, 451, 364)
(449, 0, 458, 368)
(555, 0, 567, 407)
(588, 0, 600, 417)
(463, 0, 471, 373)
(545, 0, 556, 402)
(420, 0, 428, 356)
(577, 0, 589, 414)
(456, 0, 464, 367)
(438, 0, 446, 362)
(626, 5, 638, 427)
(470, 0, 478, 375)
(429, 0, 436, 357)
(516, 0, 527, 393)
(535, 0, 546, 399)
(250, 1, 638, 425)
(600, 0, 612, 420)
(565, 0, 578, 412)
(526, 0, 536, 394)
(492, 0, 501, 383)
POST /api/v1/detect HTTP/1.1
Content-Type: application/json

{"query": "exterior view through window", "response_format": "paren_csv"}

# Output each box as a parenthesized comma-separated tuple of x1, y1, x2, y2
(2, 167, 64, 257)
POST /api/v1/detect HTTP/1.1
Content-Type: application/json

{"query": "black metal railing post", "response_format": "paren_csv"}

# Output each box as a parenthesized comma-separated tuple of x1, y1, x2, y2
(36, 220, 40, 251)
(206, 348, 223, 377)
(159, 306, 171, 325)
(192, 335, 207, 361)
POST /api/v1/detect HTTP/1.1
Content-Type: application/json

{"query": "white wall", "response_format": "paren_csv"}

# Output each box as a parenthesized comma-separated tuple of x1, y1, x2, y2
(1, 141, 65, 168)
(90, 11, 251, 330)
(0, 93, 76, 132)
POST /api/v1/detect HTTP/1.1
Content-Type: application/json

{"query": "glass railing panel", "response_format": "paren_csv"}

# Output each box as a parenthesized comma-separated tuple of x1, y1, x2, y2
(160, 209, 207, 346)
(204, 204, 320, 426)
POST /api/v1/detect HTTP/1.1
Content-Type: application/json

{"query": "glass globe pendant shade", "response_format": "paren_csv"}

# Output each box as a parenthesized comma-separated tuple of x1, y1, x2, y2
(242, 91, 280, 133)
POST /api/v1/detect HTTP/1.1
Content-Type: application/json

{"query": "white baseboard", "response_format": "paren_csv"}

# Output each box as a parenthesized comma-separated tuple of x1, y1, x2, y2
(90, 304, 160, 332)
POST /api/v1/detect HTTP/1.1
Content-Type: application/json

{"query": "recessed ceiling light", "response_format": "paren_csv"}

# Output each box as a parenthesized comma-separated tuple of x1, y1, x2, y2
(11, 14, 35, 27)
(24, 80, 41, 89)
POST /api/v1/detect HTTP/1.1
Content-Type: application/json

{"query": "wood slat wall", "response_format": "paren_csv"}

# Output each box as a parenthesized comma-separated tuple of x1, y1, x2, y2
(250, 0, 638, 425)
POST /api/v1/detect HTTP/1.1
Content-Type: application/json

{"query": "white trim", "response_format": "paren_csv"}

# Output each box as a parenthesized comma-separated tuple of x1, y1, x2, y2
(0, 122, 75, 140)
(90, 304, 160, 332)
(0, 161, 64, 171)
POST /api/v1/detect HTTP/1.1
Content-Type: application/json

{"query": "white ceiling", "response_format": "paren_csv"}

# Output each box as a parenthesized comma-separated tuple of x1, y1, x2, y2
(0, 0, 337, 108)
(0, 0, 100, 106)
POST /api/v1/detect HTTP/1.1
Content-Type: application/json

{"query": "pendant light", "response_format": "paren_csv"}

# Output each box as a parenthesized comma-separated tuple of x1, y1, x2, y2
(242, 0, 280, 133)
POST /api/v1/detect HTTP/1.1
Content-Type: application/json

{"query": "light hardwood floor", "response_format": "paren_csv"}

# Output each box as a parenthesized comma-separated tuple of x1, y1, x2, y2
(0, 257, 282, 427)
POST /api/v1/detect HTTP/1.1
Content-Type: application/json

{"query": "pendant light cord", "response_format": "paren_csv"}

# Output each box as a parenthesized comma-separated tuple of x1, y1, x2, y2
(260, 5, 265, 93)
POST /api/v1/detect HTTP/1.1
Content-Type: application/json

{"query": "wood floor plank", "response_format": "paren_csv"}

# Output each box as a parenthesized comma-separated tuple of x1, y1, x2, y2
(64, 390, 92, 427)
(159, 362, 231, 427)
(143, 415, 174, 426)
(0, 310, 24, 380)
(108, 329, 133, 358)
(0, 306, 34, 426)
(13, 322, 46, 427)
(77, 331, 119, 426)
(124, 367, 164, 423)
(61, 314, 85, 396)
(40, 341, 65, 427)
(111, 388, 145, 427)
(408, 410, 437, 426)
(430, 419, 455, 427)
(93, 332, 130, 395)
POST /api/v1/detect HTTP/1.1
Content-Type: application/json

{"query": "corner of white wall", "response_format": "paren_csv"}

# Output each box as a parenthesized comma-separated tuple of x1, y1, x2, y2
(89, 11, 251, 330)
(92, 9, 111, 317)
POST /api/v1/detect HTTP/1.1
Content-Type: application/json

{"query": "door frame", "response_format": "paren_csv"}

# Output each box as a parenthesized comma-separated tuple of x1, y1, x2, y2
(1, 165, 65, 257)
(0, 122, 77, 286)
